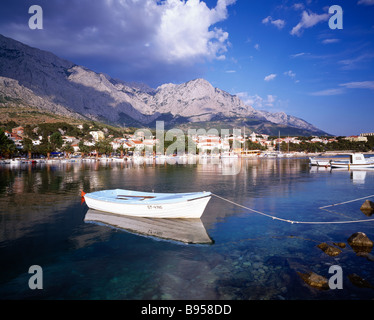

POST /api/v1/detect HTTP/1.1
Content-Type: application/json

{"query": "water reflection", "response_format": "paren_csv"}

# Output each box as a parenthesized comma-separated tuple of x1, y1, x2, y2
(84, 209, 213, 245)
(1, 158, 374, 300)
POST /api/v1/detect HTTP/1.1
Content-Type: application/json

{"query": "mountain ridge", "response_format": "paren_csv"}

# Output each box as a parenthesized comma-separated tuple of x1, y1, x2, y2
(0, 34, 328, 136)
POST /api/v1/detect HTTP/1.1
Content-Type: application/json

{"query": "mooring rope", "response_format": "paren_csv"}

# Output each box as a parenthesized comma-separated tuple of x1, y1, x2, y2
(211, 193, 374, 225)
(319, 194, 374, 209)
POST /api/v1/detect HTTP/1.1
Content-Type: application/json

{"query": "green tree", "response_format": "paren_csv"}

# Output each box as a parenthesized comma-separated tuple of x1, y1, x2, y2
(95, 139, 113, 156)
(22, 137, 34, 159)
(78, 141, 91, 157)
(246, 140, 265, 151)
(61, 143, 74, 157)
(36, 134, 54, 159)
(0, 129, 16, 158)
(49, 132, 63, 151)
(117, 144, 125, 158)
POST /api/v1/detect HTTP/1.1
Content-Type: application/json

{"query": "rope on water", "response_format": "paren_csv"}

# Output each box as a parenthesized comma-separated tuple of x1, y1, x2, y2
(319, 194, 374, 209)
(211, 193, 374, 225)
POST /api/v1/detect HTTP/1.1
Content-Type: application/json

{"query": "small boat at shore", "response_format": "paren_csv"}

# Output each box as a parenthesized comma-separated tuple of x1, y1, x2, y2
(83, 189, 211, 218)
(309, 157, 331, 167)
(330, 153, 374, 169)
(84, 209, 213, 244)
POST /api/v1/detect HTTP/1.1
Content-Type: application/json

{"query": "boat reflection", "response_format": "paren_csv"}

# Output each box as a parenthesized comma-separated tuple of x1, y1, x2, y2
(84, 209, 214, 245)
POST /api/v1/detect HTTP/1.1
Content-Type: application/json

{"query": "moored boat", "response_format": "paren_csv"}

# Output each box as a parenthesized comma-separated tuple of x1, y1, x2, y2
(330, 153, 374, 169)
(309, 157, 331, 167)
(83, 189, 211, 218)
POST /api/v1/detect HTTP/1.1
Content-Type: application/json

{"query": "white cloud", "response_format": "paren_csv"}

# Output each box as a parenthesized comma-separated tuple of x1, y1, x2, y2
(236, 92, 262, 106)
(0, 0, 236, 86)
(237, 92, 276, 109)
(340, 81, 374, 90)
(358, 0, 374, 5)
(310, 81, 374, 96)
(310, 88, 345, 96)
(290, 52, 308, 58)
(290, 10, 330, 36)
(322, 38, 340, 44)
(262, 16, 286, 29)
(264, 73, 277, 81)
(266, 94, 276, 106)
(284, 70, 296, 78)
(292, 3, 305, 10)
(338, 53, 374, 70)
(254, 43, 260, 50)
(155, 0, 236, 62)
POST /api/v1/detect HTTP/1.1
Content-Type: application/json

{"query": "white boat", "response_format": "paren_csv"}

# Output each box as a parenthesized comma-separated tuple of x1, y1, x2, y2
(9, 158, 23, 165)
(259, 152, 278, 158)
(309, 157, 331, 167)
(84, 209, 213, 244)
(330, 153, 374, 169)
(83, 189, 211, 218)
(220, 152, 238, 158)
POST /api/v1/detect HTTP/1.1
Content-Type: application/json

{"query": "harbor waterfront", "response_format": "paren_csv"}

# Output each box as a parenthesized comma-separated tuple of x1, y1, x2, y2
(1, 156, 374, 300)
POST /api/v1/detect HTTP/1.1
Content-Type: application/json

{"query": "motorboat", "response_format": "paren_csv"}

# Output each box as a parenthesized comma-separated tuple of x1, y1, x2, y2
(83, 189, 211, 218)
(330, 153, 374, 169)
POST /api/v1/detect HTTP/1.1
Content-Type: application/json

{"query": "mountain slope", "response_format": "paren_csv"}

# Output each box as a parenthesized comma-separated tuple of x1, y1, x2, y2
(0, 34, 327, 135)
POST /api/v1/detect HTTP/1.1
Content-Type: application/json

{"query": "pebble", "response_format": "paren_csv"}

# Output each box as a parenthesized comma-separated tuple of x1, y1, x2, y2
(253, 262, 262, 269)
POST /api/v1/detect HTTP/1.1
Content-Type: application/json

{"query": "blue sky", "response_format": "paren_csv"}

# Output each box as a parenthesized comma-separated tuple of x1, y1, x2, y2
(0, 0, 373, 136)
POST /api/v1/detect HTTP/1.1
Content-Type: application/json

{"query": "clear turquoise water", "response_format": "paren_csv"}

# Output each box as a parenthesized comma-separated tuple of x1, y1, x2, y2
(1, 158, 374, 300)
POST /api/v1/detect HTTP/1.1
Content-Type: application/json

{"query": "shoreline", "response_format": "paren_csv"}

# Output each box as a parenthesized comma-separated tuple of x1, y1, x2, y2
(2, 150, 374, 165)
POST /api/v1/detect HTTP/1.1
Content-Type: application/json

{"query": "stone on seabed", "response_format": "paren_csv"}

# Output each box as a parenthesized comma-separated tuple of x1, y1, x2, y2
(297, 272, 329, 290)
(360, 200, 374, 216)
(317, 242, 342, 257)
(347, 232, 374, 249)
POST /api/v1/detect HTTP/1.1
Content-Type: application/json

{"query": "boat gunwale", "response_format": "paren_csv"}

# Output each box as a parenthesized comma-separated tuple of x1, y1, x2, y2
(84, 189, 212, 205)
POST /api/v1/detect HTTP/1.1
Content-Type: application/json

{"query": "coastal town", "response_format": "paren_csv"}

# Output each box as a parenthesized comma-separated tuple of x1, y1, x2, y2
(1, 122, 373, 162)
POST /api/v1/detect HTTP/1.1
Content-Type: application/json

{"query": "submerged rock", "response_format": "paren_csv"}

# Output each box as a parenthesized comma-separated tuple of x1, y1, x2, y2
(356, 252, 374, 262)
(348, 232, 374, 253)
(297, 272, 329, 290)
(348, 273, 374, 289)
(333, 242, 346, 249)
(317, 243, 342, 257)
(360, 200, 374, 216)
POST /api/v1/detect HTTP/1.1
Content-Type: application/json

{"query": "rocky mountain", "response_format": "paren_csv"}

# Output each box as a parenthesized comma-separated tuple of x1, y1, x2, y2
(0, 34, 327, 135)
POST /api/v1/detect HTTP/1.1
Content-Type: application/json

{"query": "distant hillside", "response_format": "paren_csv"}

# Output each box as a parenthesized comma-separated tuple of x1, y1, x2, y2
(0, 34, 328, 136)
(175, 117, 324, 136)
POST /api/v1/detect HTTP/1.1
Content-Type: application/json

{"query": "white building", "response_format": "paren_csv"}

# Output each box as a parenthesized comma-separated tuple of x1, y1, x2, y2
(89, 131, 105, 141)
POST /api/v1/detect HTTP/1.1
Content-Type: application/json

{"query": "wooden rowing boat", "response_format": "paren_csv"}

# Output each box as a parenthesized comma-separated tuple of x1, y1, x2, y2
(83, 189, 211, 218)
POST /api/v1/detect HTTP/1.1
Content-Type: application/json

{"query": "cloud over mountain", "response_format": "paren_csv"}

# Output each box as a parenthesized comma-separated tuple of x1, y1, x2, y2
(0, 0, 235, 86)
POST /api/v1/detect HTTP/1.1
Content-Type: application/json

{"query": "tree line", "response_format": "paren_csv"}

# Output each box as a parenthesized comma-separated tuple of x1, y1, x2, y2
(278, 137, 374, 153)
(1, 120, 373, 158)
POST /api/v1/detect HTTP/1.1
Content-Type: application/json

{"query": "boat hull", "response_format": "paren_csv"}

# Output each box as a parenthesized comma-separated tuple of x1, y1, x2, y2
(331, 163, 374, 169)
(84, 190, 211, 219)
